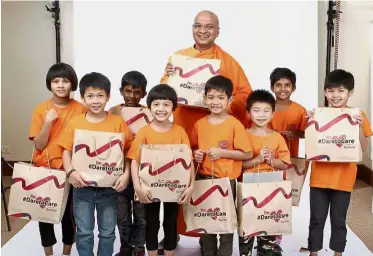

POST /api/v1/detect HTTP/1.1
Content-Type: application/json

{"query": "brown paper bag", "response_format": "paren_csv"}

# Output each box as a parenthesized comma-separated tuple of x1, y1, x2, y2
(237, 181, 292, 237)
(183, 177, 237, 234)
(138, 144, 192, 202)
(285, 158, 310, 206)
(305, 107, 361, 162)
(72, 129, 124, 187)
(120, 107, 153, 136)
(8, 162, 70, 224)
(167, 54, 221, 108)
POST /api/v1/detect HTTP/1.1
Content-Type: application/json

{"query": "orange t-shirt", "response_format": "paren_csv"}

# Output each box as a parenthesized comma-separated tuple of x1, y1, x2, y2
(29, 99, 87, 169)
(190, 115, 252, 179)
(310, 110, 373, 192)
(57, 112, 133, 154)
(243, 130, 291, 173)
(269, 101, 307, 157)
(127, 124, 191, 163)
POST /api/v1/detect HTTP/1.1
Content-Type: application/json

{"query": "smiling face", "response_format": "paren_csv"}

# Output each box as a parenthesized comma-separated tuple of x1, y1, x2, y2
(192, 11, 220, 50)
(249, 102, 274, 127)
(204, 88, 230, 115)
(50, 77, 72, 98)
(150, 99, 173, 122)
(324, 86, 353, 108)
(271, 78, 295, 100)
(81, 87, 110, 115)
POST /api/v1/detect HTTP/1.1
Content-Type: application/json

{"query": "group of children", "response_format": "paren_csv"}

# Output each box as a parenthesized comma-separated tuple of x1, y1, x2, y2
(29, 62, 371, 256)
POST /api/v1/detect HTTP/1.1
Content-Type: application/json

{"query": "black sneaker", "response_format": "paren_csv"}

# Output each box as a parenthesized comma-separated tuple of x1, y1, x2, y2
(115, 247, 133, 256)
(273, 244, 283, 256)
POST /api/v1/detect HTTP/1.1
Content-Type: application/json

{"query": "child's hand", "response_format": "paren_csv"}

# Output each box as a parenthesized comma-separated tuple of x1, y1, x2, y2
(166, 62, 175, 76)
(208, 148, 224, 161)
(45, 108, 59, 123)
(258, 148, 269, 163)
(178, 185, 194, 204)
(68, 171, 87, 188)
(194, 149, 205, 163)
(264, 150, 274, 164)
(353, 112, 363, 125)
(135, 186, 152, 204)
(112, 174, 129, 192)
(306, 109, 315, 120)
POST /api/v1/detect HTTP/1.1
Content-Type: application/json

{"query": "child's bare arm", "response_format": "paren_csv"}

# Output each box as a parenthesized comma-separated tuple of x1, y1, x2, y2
(242, 156, 262, 169)
(131, 159, 141, 189)
(33, 109, 58, 150)
(267, 158, 288, 170)
(208, 148, 253, 161)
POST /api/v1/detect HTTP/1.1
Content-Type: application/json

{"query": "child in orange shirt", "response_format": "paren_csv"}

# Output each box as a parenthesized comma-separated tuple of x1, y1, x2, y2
(239, 89, 291, 256)
(109, 71, 148, 256)
(57, 72, 133, 256)
(29, 63, 86, 256)
(191, 75, 253, 256)
(269, 67, 307, 158)
(269, 68, 307, 254)
(307, 70, 372, 256)
(127, 84, 195, 256)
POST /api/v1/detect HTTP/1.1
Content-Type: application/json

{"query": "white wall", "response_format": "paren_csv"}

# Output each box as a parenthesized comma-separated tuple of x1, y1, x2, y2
(72, 1, 319, 157)
(318, 0, 373, 167)
(1, 1, 56, 161)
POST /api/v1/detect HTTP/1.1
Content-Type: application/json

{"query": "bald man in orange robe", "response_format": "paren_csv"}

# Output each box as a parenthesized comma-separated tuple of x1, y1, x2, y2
(158, 10, 253, 253)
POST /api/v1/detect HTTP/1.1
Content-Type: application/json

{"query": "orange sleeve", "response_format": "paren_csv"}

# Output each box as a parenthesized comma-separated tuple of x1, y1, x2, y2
(276, 134, 291, 164)
(190, 122, 199, 150)
(298, 106, 308, 131)
(127, 129, 146, 162)
(56, 120, 75, 152)
(361, 111, 373, 137)
(233, 121, 252, 152)
(29, 107, 44, 140)
(181, 128, 191, 148)
(120, 120, 134, 150)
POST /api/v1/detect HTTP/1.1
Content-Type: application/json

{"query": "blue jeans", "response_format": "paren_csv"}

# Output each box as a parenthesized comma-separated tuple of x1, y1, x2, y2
(73, 187, 118, 256)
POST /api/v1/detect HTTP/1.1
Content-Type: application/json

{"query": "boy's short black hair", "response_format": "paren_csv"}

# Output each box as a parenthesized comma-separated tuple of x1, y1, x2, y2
(246, 89, 276, 112)
(146, 84, 178, 110)
(204, 75, 233, 98)
(46, 63, 78, 91)
(324, 69, 354, 91)
(270, 67, 296, 88)
(121, 71, 147, 92)
(79, 72, 111, 97)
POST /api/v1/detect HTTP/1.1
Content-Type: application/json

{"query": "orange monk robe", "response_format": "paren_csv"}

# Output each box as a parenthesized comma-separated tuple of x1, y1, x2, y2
(161, 44, 253, 237)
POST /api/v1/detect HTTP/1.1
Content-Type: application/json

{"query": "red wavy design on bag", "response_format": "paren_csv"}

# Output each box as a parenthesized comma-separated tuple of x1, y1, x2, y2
(174, 64, 219, 78)
(190, 185, 228, 206)
(306, 113, 359, 132)
(286, 164, 306, 176)
(11, 176, 65, 190)
(84, 181, 98, 186)
(242, 187, 291, 207)
(126, 113, 150, 126)
(9, 213, 32, 219)
(74, 139, 123, 156)
(184, 228, 207, 235)
(140, 158, 191, 176)
(307, 155, 330, 161)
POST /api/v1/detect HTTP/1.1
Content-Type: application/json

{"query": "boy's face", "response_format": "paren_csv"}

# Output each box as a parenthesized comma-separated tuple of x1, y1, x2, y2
(271, 78, 294, 100)
(249, 102, 274, 127)
(51, 77, 72, 98)
(150, 99, 173, 122)
(325, 86, 353, 108)
(82, 87, 110, 114)
(120, 85, 146, 107)
(204, 89, 231, 115)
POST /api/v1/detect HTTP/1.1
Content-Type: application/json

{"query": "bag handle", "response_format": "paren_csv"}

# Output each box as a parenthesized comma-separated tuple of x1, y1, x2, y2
(30, 144, 51, 172)
(93, 135, 116, 160)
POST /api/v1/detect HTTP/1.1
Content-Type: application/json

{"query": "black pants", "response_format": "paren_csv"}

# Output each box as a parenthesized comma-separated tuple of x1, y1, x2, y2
(117, 183, 146, 250)
(39, 189, 75, 247)
(144, 202, 179, 251)
(308, 187, 351, 253)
